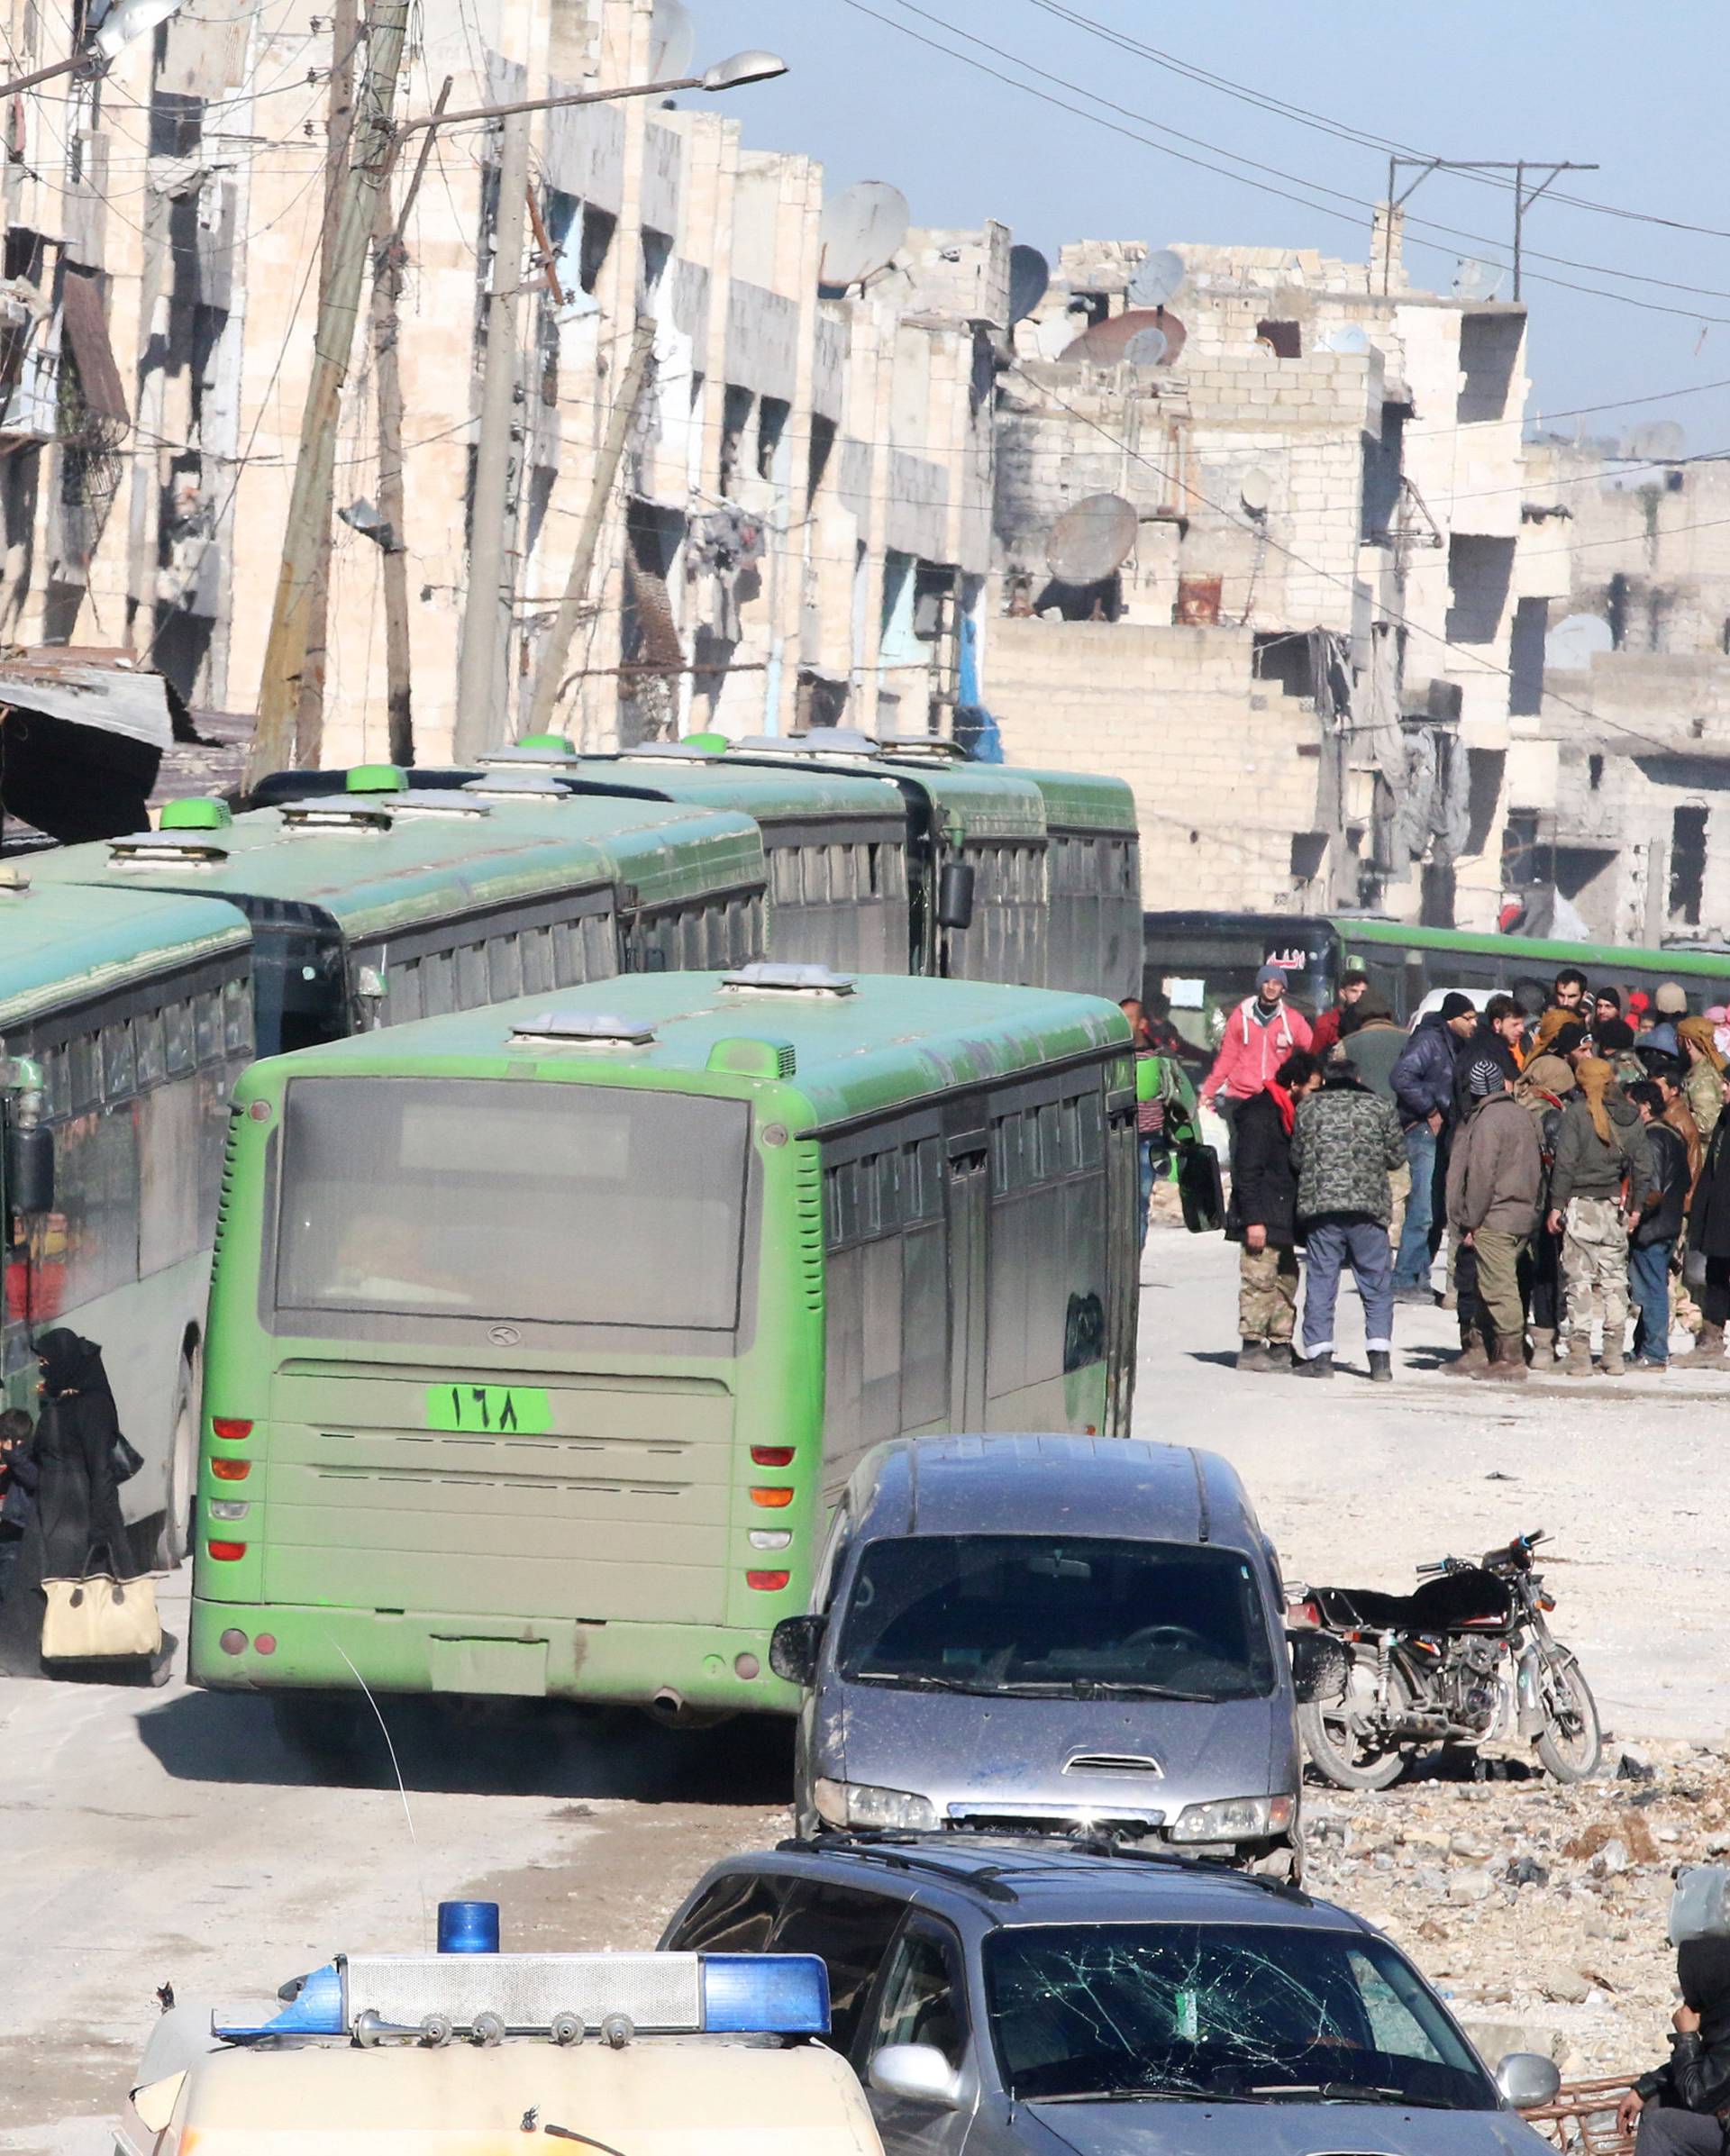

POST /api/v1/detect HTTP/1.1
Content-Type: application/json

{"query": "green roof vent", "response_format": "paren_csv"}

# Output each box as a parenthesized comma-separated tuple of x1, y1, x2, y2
(514, 732, 577, 756)
(707, 1037, 797, 1079)
(160, 796, 233, 830)
(346, 763, 408, 794)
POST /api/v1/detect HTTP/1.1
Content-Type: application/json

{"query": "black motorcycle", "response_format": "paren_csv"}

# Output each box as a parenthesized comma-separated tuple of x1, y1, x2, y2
(1288, 1530, 1600, 1790)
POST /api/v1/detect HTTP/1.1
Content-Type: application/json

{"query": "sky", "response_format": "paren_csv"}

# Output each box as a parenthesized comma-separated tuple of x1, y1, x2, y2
(700, 0, 1730, 453)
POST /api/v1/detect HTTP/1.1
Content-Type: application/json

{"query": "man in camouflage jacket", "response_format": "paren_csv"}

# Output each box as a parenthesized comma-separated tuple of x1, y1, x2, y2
(1290, 1061, 1407, 1382)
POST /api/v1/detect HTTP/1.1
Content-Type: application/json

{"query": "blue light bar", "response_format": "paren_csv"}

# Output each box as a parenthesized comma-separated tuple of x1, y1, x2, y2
(211, 1952, 830, 2043)
(701, 1954, 830, 2036)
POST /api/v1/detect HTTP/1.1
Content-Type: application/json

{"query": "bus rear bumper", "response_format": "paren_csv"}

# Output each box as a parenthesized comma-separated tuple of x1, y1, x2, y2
(188, 1596, 799, 1712)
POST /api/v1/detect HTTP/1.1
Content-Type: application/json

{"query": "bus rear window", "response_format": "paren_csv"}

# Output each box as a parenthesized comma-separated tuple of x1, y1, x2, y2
(274, 1078, 749, 1331)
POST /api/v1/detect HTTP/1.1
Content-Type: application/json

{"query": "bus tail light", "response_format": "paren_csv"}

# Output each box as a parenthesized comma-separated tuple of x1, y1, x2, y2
(750, 1487, 793, 1508)
(212, 1418, 252, 1442)
(746, 1570, 789, 1591)
(206, 1540, 247, 1561)
(751, 1446, 795, 1467)
(211, 1457, 250, 1481)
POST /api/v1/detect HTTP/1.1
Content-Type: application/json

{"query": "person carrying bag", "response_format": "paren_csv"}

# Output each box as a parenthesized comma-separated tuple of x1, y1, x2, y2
(0, 1329, 161, 1678)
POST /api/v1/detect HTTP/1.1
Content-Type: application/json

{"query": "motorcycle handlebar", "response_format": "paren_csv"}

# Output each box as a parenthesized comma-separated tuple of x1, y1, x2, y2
(1415, 1529, 1547, 1578)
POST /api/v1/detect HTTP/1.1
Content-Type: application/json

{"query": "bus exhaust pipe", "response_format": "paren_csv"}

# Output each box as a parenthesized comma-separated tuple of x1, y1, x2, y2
(644, 1688, 732, 1732)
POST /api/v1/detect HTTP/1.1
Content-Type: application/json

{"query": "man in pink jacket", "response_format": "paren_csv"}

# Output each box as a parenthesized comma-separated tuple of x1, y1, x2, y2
(1203, 965, 1315, 1127)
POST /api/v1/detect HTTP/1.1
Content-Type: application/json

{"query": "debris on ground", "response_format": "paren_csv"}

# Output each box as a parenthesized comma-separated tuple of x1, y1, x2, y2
(1301, 1741, 1724, 2077)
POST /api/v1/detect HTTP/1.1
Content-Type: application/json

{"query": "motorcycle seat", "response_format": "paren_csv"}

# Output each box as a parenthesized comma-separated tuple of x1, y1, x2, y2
(1320, 1570, 1512, 1633)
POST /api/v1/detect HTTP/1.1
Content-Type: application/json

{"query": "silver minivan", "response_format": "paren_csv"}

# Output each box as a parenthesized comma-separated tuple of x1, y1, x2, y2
(770, 1435, 1320, 1872)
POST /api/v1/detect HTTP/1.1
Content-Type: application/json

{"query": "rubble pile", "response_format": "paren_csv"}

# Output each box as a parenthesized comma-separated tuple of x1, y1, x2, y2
(1301, 1742, 1730, 2078)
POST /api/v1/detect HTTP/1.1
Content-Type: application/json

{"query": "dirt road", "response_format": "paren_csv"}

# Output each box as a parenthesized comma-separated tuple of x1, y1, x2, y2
(2, 1221, 1721, 2155)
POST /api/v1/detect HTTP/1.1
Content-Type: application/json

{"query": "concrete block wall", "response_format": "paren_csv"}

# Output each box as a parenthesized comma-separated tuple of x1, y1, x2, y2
(987, 616, 1325, 909)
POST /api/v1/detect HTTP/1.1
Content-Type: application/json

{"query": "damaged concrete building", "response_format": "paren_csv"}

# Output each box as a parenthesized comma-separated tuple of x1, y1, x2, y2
(986, 220, 1571, 929)
(1490, 438, 1730, 947)
(0, 0, 1001, 764)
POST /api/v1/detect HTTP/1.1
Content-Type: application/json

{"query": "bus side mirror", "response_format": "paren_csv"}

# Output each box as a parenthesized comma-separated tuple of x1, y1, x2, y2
(935, 862, 975, 932)
(769, 1613, 827, 1688)
(5, 1123, 53, 1216)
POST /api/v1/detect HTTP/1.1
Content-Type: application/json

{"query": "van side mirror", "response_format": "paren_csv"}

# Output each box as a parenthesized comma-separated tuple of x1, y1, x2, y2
(935, 861, 975, 931)
(1496, 2053, 1562, 2110)
(1289, 1629, 1348, 1706)
(5, 1123, 54, 1216)
(769, 1613, 827, 1688)
(870, 2044, 963, 2111)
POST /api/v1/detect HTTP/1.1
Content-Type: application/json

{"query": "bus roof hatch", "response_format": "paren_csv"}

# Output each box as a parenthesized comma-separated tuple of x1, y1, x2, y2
(508, 1011, 658, 1047)
(721, 962, 856, 997)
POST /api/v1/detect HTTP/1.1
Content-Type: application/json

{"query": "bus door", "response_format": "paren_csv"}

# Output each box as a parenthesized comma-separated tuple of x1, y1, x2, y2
(943, 1127, 989, 1430)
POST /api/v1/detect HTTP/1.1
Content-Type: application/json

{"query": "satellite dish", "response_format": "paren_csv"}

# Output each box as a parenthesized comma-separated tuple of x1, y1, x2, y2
(1320, 323, 1371, 356)
(1545, 613, 1614, 670)
(1061, 307, 1188, 367)
(1127, 247, 1185, 308)
(1033, 313, 1074, 359)
(1240, 467, 1272, 515)
(649, 0, 696, 79)
(1123, 325, 1169, 367)
(1008, 244, 1051, 324)
(1628, 420, 1687, 463)
(1045, 494, 1138, 585)
(817, 181, 910, 290)
(1452, 258, 1507, 303)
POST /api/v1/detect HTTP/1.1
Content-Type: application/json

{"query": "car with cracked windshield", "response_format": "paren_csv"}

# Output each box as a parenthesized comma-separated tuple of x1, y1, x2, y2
(661, 1838, 1563, 2156)
(769, 1436, 1325, 1873)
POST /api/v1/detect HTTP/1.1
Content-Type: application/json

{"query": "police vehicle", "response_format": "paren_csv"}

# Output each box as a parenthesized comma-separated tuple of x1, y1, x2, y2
(115, 1900, 871, 2156)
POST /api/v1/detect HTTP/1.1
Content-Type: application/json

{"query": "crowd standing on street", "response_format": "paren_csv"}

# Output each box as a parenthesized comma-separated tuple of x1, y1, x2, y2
(1192, 960, 1730, 1380)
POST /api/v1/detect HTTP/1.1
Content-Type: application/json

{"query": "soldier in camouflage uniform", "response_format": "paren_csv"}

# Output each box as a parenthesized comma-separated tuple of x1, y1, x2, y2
(1548, 1054, 1654, 1377)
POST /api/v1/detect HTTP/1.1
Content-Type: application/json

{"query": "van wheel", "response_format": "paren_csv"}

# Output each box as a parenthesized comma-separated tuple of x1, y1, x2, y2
(153, 1350, 200, 1570)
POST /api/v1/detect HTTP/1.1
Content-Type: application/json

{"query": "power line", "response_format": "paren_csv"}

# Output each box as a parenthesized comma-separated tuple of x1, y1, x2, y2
(840, 0, 1730, 325)
(1014, 0, 1730, 247)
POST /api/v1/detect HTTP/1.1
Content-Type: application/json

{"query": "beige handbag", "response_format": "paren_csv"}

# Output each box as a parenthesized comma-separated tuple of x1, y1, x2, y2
(41, 1569, 161, 1661)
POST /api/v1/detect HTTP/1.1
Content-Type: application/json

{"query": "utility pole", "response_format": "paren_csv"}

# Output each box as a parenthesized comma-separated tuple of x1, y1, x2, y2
(1379, 156, 1598, 301)
(525, 316, 656, 739)
(369, 74, 451, 767)
(451, 111, 532, 758)
(296, 0, 360, 761)
(246, 0, 409, 788)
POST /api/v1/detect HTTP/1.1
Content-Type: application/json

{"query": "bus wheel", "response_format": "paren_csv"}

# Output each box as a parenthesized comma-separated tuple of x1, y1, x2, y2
(153, 1349, 201, 1570)
(269, 1694, 372, 1775)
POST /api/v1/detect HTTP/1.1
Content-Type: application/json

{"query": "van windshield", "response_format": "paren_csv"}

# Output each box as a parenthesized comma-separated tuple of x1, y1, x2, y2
(984, 1922, 1493, 2107)
(274, 1076, 749, 1331)
(835, 1535, 1275, 1701)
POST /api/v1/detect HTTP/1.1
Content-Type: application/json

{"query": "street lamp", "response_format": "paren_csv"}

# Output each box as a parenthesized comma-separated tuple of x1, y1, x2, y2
(394, 50, 789, 145)
(0, 0, 185, 95)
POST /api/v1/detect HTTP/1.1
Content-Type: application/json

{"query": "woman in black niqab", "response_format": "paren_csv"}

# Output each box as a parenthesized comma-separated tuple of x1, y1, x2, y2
(0, 1329, 139, 1678)
(1624, 1935, 1730, 2156)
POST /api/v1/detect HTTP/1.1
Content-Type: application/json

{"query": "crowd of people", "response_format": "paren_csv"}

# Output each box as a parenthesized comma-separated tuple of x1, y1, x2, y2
(1192, 960, 1730, 1382)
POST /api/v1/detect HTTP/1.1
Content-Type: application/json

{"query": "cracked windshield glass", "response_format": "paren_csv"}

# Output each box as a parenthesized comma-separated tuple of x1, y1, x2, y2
(984, 1923, 1494, 2106)
(836, 1535, 1275, 1699)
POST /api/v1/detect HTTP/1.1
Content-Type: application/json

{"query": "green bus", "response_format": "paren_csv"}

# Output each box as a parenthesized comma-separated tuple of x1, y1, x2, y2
(1143, 908, 1730, 1054)
(0, 874, 255, 1560)
(31, 789, 769, 1053)
(258, 735, 1143, 998)
(189, 967, 1139, 1728)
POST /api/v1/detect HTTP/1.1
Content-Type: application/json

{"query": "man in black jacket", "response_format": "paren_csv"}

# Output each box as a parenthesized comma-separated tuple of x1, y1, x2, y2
(1389, 994, 1479, 1298)
(1225, 1049, 1322, 1373)
(1627, 1079, 1689, 1370)
(1450, 995, 1525, 1123)
(1620, 1936, 1730, 2156)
